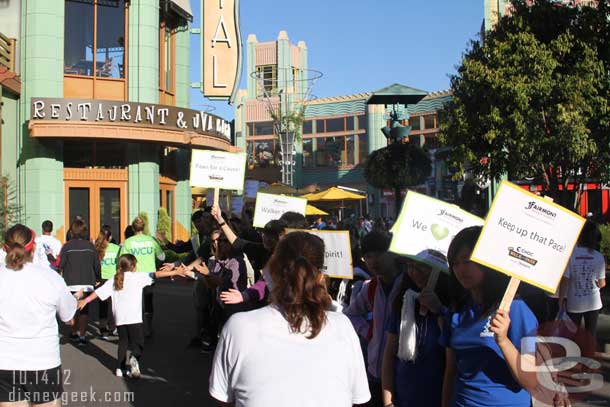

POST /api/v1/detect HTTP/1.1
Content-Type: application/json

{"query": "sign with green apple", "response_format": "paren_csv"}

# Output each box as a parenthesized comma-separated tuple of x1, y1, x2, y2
(389, 191, 484, 263)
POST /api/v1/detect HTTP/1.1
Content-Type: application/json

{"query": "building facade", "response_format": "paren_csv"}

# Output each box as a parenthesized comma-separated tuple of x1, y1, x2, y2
(0, 0, 233, 242)
(233, 31, 452, 218)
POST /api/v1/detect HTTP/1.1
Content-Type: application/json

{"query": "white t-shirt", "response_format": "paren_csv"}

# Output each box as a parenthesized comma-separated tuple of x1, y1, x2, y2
(95, 272, 154, 326)
(564, 246, 606, 313)
(33, 234, 63, 267)
(209, 306, 371, 407)
(0, 262, 77, 370)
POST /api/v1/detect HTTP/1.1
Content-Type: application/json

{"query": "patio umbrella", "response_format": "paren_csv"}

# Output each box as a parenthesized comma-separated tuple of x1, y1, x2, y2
(305, 204, 328, 216)
(306, 186, 365, 202)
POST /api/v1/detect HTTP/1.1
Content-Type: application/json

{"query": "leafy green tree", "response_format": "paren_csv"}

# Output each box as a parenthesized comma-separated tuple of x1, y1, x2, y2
(157, 207, 172, 242)
(138, 211, 151, 236)
(364, 143, 431, 218)
(440, 0, 610, 211)
(0, 176, 20, 242)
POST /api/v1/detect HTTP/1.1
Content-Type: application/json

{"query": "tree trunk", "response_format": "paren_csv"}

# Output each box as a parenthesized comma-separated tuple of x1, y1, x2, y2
(394, 186, 402, 219)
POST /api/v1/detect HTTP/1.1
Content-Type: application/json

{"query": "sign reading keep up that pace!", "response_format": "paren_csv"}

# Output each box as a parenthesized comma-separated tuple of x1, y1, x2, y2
(471, 181, 585, 293)
(252, 193, 307, 228)
(286, 229, 353, 279)
(190, 150, 247, 190)
(389, 191, 484, 261)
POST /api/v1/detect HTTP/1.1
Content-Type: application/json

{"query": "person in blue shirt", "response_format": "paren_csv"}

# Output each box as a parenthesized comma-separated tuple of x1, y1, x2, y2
(381, 249, 450, 407)
(440, 226, 538, 407)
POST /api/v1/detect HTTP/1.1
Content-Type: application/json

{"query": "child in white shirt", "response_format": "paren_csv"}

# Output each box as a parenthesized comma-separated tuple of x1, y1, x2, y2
(78, 254, 184, 377)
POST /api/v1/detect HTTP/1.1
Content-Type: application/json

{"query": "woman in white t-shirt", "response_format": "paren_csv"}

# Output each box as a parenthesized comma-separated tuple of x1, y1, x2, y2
(209, 231, 371, 407)
(561, 221, 606, 337)
(78, 254, 184, 378)
(0, 224, 78, 405)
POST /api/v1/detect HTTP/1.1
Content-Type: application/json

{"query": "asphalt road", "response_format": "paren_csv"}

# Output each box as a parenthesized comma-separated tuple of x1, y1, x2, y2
(59, 279, 217, 407)
(57, 279, 610, 407)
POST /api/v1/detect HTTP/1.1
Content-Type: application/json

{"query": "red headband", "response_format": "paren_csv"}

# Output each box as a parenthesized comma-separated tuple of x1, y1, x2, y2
(24, 229, 36, 252)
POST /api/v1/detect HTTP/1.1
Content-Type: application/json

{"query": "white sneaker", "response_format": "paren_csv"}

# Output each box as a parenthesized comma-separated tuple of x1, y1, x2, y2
(129, 355, 140, 378)
(115, 368, 123, 377)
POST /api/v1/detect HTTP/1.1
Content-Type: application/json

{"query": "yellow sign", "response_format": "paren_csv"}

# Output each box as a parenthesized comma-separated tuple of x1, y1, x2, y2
(201, 0, 242, 102)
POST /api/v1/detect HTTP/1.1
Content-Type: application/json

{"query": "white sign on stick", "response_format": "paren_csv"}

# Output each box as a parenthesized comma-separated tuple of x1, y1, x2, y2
(471, 181, 585, 294)
(287, 229, 353, 279)
(252, 193, 307, 228)
(389, 191, 484, 262)
(190, 150, 247, 190)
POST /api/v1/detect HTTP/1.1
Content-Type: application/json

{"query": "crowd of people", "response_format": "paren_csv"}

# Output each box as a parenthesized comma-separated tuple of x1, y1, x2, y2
(0, 204, 607, 406)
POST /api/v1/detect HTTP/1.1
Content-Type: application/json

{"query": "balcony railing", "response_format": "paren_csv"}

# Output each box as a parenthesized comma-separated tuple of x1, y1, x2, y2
(0, 32, 16, 72)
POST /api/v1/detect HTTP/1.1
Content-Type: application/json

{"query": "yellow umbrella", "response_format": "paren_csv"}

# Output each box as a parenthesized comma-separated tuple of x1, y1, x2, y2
(258, 182, 298, 195)
(191, 187, 207, 196)
(305, 204, 328, 216)
(306, 186, 365, 202)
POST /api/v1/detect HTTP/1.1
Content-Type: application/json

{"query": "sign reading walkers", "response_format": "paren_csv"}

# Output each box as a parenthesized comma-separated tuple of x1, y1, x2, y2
(287, 229, 353, 279)
(389, 191, 484, 262)
(190, 150, 247, 190)
(471, 181, 585, 294)
(252, 193, 307, 228)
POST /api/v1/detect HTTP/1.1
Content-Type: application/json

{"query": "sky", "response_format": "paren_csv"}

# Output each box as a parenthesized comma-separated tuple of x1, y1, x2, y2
(188, 0, 484, 120)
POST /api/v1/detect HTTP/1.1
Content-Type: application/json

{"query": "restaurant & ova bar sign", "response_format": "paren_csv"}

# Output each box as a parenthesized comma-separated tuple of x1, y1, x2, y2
(389, 191, 484, 261)
(190, 149, 246, 190)
(471, 181, 585, 293)
(252, 193, 307, 228)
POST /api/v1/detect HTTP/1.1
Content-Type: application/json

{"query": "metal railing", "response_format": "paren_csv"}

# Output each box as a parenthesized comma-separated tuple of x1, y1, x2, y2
(0, 32, 16, 72)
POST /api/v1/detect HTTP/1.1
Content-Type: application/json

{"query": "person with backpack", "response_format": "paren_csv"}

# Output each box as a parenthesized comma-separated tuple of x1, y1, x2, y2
(343, 232, 404, 407)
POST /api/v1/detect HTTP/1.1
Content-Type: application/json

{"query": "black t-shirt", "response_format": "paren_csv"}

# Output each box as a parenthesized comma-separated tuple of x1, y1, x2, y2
(58, 238, 101, 286)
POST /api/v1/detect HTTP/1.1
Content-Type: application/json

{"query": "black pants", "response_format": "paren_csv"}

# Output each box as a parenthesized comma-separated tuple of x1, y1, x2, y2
(116, 323, 144, 369)
(546, 296, 560, 322)
(143, 286, 154, 314)
(568, 310, 600, 338)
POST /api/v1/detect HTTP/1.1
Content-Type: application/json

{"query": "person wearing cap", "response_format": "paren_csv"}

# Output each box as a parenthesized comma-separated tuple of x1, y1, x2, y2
(343, 231, 403, 407)
(381, 250, 450, 407)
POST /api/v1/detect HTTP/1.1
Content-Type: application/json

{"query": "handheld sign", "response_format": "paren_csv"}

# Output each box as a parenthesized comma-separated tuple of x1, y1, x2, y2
(471, 181, 585, 310)
(389, 191, 484, 265)
(252, 193, 307, 228)
(190, 150, 247, 191)
(286, 229, 353, 279)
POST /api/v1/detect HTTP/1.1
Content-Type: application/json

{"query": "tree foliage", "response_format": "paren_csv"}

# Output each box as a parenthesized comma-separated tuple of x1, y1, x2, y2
(157, 207, 172, 242)
(364, 143, 431, 216)
(0, 176, 20, 242)
(439, 0, 610, 210)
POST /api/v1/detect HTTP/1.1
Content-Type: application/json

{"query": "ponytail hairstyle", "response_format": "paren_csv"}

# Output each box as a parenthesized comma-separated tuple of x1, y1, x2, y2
(268, 232, 331, 339)
(94, 226, 112, 260)
(114, 254, 137, 290)
(132, 217, 145, 233)
(4, 224, 36, 270)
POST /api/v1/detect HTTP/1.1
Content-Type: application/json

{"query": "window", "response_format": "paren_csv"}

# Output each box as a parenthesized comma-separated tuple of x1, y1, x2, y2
(425, 135, 440, 149)
(346, 116, 355, 131)
(254, 121, 274, 136)
(302, 139, 313, 168)
(247, 140, 278, 168)
(346, 135, 355, 165)
(64, 0, 126, 78)
(159, 22, 176, 104)
(256, 65, 277, 96)
(326, 118, 345, 133)
(314, 136, 345, 167)
(358, 115, 367, 130)
(316, 120, 325, 133)
(358, 133, 368, 163)
(303, 120, 313, 134)
(424, 114, 436, 129)
(410, 116, 421, 131)
(64, 141, 127, 169)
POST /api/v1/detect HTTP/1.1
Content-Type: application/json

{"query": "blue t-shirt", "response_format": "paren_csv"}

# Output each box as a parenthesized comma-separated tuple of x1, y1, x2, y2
(439, 298, 538, 407)
(386, 303, 444, 407)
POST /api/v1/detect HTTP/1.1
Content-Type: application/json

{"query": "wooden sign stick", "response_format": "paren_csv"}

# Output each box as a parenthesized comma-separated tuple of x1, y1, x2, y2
(498, 195, 554, 312)
(214, 187, 220, 207)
